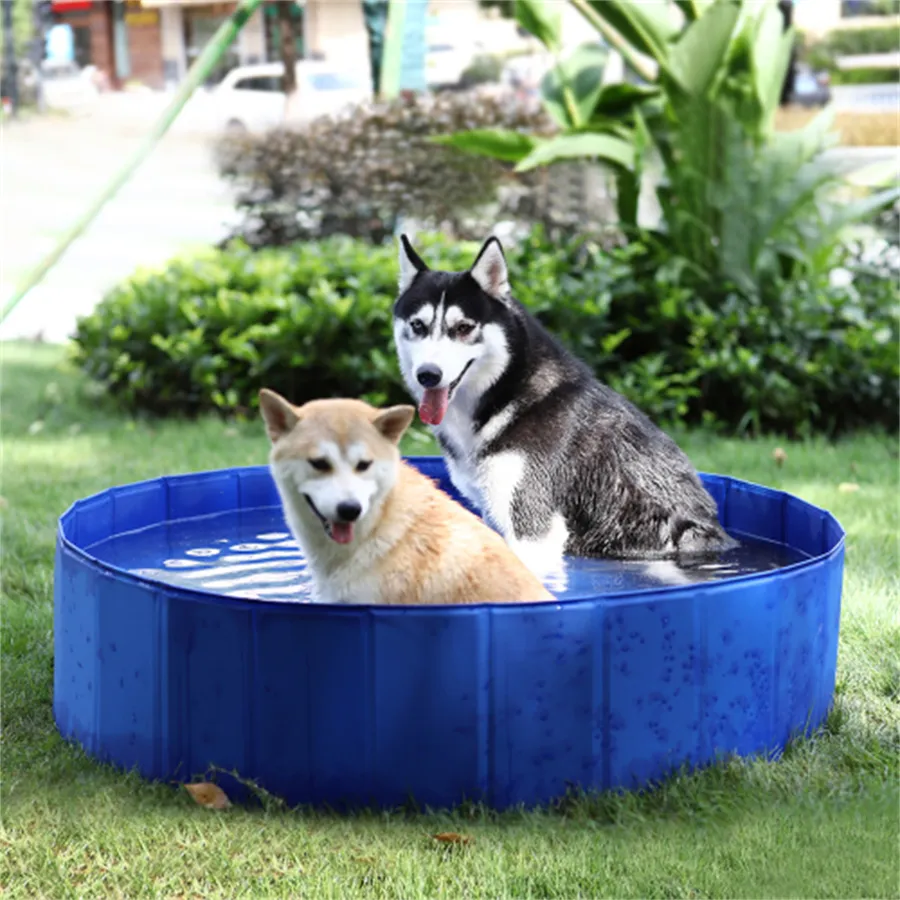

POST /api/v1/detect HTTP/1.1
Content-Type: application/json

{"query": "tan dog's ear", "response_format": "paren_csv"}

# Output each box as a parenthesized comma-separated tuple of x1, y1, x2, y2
(259, 389, 300, 443)
(373, 405, 415, 445)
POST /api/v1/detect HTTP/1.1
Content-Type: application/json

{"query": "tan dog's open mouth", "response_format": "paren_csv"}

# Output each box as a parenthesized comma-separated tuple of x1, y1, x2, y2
(304, 495, 354, 544)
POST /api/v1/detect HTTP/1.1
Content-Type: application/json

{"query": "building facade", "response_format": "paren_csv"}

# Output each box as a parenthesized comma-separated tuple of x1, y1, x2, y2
(49, 0, 270, 90)
(47, 0, 483, 92)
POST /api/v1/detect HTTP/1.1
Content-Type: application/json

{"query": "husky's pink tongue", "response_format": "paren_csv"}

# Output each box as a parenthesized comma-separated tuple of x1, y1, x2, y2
(419, 387, 449, 425)
(331, 522, 354, 544)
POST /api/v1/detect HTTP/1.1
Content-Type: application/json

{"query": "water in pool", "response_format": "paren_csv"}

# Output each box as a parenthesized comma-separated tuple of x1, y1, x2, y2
(87, 505, 809, 603)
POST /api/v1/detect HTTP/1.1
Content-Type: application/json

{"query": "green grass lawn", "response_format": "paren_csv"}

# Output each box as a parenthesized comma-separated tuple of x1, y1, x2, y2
(2, 341, 898, 899)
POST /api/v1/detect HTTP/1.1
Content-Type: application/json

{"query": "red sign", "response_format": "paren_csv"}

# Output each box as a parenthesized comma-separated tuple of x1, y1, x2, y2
(51, 1, 93, 11)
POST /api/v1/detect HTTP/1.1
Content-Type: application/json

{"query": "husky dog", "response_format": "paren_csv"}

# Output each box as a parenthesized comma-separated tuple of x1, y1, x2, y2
(259, 389, 552, 605)
(392, 235, 736, 577)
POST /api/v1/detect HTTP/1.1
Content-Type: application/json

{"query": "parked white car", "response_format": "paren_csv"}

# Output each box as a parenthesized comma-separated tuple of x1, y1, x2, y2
(37, 60, 100, 112)
(212, 60, 371, 133)
(426, 43, 474, 88)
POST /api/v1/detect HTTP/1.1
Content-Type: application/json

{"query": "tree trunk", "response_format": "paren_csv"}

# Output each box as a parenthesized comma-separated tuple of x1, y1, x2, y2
(360, 0, 388, 98)
(277, 1, 298, 96)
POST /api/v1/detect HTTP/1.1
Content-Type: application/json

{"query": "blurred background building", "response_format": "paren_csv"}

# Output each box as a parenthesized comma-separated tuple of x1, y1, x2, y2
(3, 0, 893, 109)
(1, 0, 897, 342)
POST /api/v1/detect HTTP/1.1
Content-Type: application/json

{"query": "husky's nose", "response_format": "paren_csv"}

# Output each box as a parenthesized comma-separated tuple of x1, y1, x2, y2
(336, 500, 362, 522)
(416, 364, 443, 388)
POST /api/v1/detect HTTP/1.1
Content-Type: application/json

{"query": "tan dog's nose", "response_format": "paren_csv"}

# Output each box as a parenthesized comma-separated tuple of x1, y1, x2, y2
(336, 501, 361, 522)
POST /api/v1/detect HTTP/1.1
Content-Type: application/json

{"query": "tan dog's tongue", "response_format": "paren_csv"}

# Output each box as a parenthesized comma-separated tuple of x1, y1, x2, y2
(331, 522, 354, 544)
(419, 387, 449, 425)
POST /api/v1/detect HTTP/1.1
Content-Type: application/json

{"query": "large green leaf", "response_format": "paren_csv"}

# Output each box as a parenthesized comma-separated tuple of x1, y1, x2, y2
(615, 105, 652, 228)
(771, 105, 836, 168)
(673, 0, 714, 22)
(592, 82, 660, 118)
(514, 0, 562, 52)
(515, 133, 635, 172)
(751, 3, 794, 128)
(845, 158, 900, 188)
(430, 129, 537, 164)
(581, 0, 678, 66)
(724, 4, 754, 79)
(540, 42, 608, 128)
(668, 0, 740, 96)
(615, 169, 641, 228)
(831, 185, 900, 231)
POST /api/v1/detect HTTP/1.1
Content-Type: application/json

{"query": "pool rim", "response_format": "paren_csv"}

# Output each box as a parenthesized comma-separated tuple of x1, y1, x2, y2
(57, 457, 846, 614)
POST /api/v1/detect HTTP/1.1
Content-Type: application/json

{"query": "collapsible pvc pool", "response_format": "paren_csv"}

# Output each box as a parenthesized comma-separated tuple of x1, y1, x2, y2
(54, 458, 844, 809)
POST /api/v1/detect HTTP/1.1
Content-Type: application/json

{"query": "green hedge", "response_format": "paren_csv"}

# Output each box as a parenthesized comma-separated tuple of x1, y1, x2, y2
(803, 23, 900, 82)
(71, 231, 899, 437)
(826, 23, 900, 56)
(831, 66, 900, 85)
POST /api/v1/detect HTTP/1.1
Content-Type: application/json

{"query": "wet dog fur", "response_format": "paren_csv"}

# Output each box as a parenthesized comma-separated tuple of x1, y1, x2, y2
(392, 234, 737, 578)
(259, 389, 553, 605)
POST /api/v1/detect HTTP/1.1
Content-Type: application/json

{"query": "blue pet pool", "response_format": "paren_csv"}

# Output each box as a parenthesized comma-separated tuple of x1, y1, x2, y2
(53, 458, 844, 809)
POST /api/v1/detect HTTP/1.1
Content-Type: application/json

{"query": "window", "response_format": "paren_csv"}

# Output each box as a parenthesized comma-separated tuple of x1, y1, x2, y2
(184, 9, 239, 86)
(233, 75, 285, 93)
(306, 72, 363, 91)
(795, 72, 818, 92)
(72, 25, 91, 68)
(841, 0, 900, 15)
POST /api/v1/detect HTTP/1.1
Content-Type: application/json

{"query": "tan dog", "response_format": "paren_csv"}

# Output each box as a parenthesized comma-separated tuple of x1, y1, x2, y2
(259, 389, 552, 605)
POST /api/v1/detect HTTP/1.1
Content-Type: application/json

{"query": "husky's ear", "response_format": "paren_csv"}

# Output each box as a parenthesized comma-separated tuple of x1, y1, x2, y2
(398, 234, 428, 295)
(259, 388, 300, 443)
(469, 236, 510, 300)
(373, 405, 415, 445)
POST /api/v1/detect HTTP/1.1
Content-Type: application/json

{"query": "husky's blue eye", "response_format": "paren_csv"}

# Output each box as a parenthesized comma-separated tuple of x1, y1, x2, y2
(410, 320, 428, 337)
(356, 460, 372, 473)
(309, 458, 331, 472)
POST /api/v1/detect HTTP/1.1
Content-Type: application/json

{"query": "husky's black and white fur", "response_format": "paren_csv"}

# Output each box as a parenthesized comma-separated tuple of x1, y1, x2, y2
(393, 234, 736, 578)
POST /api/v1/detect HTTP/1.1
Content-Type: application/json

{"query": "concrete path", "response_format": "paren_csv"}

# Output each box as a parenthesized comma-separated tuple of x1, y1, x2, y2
(1, 99, 235, 343)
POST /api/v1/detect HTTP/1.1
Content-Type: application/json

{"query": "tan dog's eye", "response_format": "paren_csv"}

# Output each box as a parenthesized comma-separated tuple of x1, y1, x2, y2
(356, 460, 372, 473)
(309, 458, 331, 472)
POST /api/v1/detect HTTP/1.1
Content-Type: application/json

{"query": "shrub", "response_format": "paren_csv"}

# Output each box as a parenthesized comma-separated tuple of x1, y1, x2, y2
(70, 236, 474, 417)
(214, 90, 553, 248)
(441, 0, 899, 297)
(831, 66, 900, 85)
(801, 23, 900, 81)
(460, 54, 505, 88)
(821, 23, 900, 57)
(71, 230, 899, 437)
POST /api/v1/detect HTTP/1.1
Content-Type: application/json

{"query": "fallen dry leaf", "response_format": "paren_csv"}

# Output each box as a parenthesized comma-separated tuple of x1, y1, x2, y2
(432, 832, 473, 846)
(772, 447, 787, 467)
(184, 782, 231, 810)
(838, 482, 860, 493)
